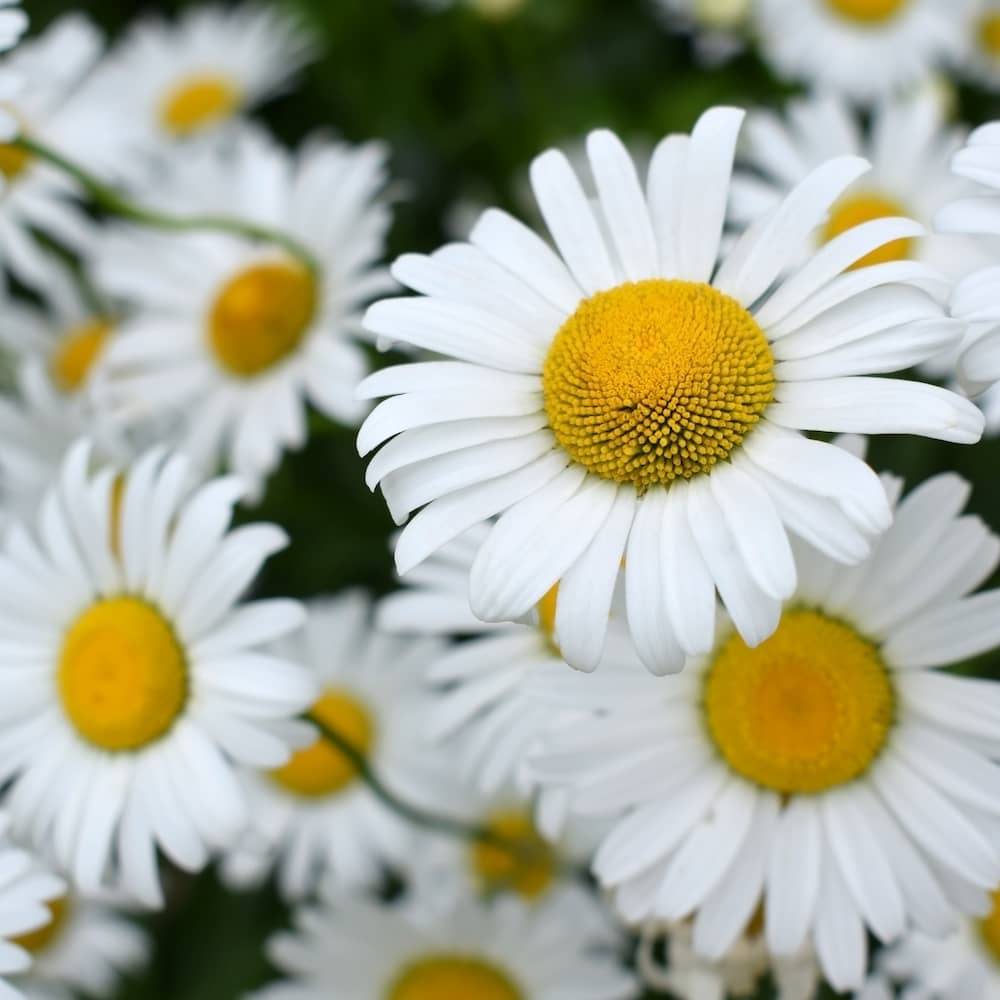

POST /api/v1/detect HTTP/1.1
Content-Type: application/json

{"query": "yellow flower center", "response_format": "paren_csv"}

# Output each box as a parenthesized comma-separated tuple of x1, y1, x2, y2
(271, 688, 375, 798)
(703, 610, 894, 794)
(824, 0, 908, 24)
(821, 193, 914, 269)
(386, 957, 523, 1000)
(11, 897, 69, 955)
(50, 318, 113, 393)
(58, 598, 187, 752)
(469, 810, 557, 901)
(159, 73, 241, 137)
(543, 279, 774, 491)
(208, 261, 317, 378)
(979, 890, 1000, 965)
(979, 13, 1000, 58)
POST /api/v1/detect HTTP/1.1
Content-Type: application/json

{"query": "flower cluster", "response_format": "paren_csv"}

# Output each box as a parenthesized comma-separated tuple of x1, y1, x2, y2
(2, 0, 1000, 998)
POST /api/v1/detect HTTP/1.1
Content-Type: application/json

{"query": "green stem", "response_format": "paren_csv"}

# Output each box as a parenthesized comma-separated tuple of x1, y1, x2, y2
(16, 137, 320, 275)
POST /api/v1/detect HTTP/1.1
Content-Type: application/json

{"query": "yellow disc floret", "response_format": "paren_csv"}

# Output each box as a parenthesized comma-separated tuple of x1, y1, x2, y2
(11, 897, 69, 955)
(704, 610, 894, 794)
(208, 261, 317, 378)
(543, 279, 774, 491)
(469, 810, 557, 901)
(159, 74, 241, 137)
(825, 0, 908, 23)
(821, 192, 913, 269)
(387, 957, 524, 1000)
(51, 318, 113, 393)
(271, 688, 375, 798)
(979, 889, 1000, 965)
(58, 598, 188, 752)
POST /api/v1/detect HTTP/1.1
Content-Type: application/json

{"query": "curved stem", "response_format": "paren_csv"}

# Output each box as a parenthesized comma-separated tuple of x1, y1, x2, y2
(16, 137, 321, 275)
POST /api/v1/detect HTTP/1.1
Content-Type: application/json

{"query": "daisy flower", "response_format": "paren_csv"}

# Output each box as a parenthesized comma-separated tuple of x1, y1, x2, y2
(97, 125, 392, 497)
(10, 891, 148, 999)
(255, 888, 637, 1000)
(0, 442, 316, 907)
(530, 465, 1000, 991)
(0, 15, 110, 290)
(731, 90, 994, 284)
(863, 890, 1000, 998)
(221, 592, 453, 901)
(359, 111, 981, 676)
(652, 0, 751, 64)
(0, 818, 64, 998)
(86, 3, 315, 157)
(752, 0, 975, 104)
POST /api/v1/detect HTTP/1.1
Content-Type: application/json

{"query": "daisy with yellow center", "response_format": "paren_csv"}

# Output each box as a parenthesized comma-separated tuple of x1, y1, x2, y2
(221, 592, 457, 901)
(360, 111, 980, 676)
(0, 442, 315, 907)
(97, 125, 392, 497)
(257, 889, 636, 1000)
(531, 462, 1000, 992)
(752, 0, 973, 103)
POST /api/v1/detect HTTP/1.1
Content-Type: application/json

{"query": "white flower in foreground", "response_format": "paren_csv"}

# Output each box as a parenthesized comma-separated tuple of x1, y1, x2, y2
(377, 524, 644, 801)
(652, 0, 751, 64)
(359, 110, 980, 676)
(97, 126, 392, 496)
(0, 819, 63, 999)
(752, 0, 975, 104)
(221, 592, 452, 900)
(863, 891, 1000, 999)
(85, 2, 315, 158)
(255, 889, 637, 1000)
(0, 442, 316, 907)
(10, 891, 148, 1000)
(531, 467, 1000, 991)
(731, 90, 993, 284)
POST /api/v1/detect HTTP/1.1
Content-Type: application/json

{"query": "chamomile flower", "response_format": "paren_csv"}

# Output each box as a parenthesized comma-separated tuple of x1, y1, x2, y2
(0, 819, 64, 998)
(10, 892, 148, 1000)
(864, 891, 1000, 998)
(255, 888, 637, 1000)
(359, 111, 980, 676)
(88, 3, 315, 157)
(531, 467, 1000, 991)
(221, 592, 452, 901)
(0, 442, 316, 907)
(731, 90, 993, 283)
(652, 0, 751, 64)
(753, 0, 975, 104)
(97, 126, 392, 497)
(0, 15, 108, 290)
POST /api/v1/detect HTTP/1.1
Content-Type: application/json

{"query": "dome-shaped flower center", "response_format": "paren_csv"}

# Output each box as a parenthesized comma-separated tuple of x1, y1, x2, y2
(469, 809, 557, 901)
(58, 598, 188, 752)
(50, 318, 113, 393)
(271, 688, 375, 798)
(821, 192, 913, 269)
(825, 0, 908, 23)
(159, 73, 241, 137)
(704, 610, 894, 794)
(208, 261, 317, 378)
(979, 13, 1000, 58)
(979, 890, 1000, 965)
(543, 279, 774, 491)
(11, 896, 69, 955)
(387, 957, 523, 1000)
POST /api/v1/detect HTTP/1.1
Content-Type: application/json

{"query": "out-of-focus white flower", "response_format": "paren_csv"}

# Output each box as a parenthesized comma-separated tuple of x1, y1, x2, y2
(96, 126, 393, 498)
(652, 0, 751, 64)
(753, 0, 976, 104)
(0, 443, 316, 908)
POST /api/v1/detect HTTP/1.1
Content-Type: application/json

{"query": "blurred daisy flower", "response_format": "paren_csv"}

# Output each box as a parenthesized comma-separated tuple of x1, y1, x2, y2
(86, 3, 315, 161)
(255, 888, 637, 1000)
(0, 443, 316, 907)
(221, 592, 453, 901)
(97, 126, 393, 498)
(532, 462, 1000, 991)
(10, 891, 148, 1000)
(752, 0, 975, 104)
(359, 110, 980, 677)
